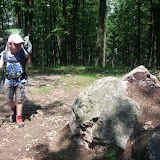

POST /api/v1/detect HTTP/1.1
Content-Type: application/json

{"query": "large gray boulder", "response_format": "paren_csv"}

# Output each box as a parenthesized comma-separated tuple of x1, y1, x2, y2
(134, 125, 160, 160)
(121, 65, 158, 87)
(147, 131, 160, 160)
(69, 77, 142, 150)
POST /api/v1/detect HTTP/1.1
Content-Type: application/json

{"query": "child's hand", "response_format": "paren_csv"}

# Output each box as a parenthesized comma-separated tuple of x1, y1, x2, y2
(24, 67, 29, 73)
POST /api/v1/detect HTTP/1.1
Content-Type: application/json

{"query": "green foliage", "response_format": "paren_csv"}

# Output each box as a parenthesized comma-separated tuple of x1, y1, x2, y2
(106, 0, 158, 69)
(104, 150, 117, 160)
(0, 0, 159, 68)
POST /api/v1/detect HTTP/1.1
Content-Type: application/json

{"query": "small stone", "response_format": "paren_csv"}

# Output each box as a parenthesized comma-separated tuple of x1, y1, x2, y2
(145, 121, 152, 125)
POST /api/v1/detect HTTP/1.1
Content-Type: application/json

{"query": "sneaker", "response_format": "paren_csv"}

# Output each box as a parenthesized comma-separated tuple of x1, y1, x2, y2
(12, 106, 17, 115)
(9, 106, 16, 123)
(16, 115, 24, 128)
(9, 114, 16, 123)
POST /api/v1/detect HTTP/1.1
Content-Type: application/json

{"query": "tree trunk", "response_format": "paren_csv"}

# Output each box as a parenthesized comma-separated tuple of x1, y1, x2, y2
(1, 18, 4, 32)
(61, 0, 67, 65)
(49, 0, 54, 66)
(70, 0, 78, 65)
(103, 17, 106, 68)
(111, 38, 115, 68)
(24, 0, 34, 65)
(24, 0, 33, 36)
(148, 0, 154, 68)
(95, 0, 106, 66)
(15, 1, 21, 28)
(152, 2, 160, 69)
(136, 0, 141, 66)
(48, 0, 58, 66)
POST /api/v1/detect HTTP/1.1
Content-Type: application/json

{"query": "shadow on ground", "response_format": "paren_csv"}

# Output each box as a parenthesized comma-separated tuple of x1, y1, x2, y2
(23, 101, 42, 121)
(29, 125, 100, 160)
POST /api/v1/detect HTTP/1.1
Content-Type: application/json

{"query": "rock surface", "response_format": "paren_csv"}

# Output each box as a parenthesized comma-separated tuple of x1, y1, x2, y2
(121, 65, 158, 87)
(134, 125, 160, 160)
(146, 131, 160, 160)
(69, 76, 142, 151)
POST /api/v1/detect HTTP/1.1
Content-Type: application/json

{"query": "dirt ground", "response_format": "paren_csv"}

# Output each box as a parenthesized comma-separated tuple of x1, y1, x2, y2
(0, 74, 160, 160)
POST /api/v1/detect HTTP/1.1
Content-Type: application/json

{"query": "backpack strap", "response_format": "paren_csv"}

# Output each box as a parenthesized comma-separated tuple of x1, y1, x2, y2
(0, 44, 8, 94)
(0, 72, 4, 94)
(3, 43, 8, 62)
(18, 77, 27, 102)
(20, 46, 30, 93)
(19, 47, 29, 100)
(10, 78, 14, 100)
(20, 46, 26, 69)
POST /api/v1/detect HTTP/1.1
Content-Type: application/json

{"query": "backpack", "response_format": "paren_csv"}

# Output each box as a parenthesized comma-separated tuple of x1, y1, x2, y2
(0, 28, 32, 102)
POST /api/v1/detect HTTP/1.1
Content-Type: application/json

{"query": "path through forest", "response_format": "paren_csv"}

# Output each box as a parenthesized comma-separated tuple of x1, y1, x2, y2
(0, 74, 99, 160)
(1, 73, 160, 160)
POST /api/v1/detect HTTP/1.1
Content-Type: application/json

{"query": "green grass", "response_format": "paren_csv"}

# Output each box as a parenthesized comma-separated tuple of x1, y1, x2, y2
(30, 86, 57, 95)
(38, 86, 56, 94)
(27, 66, 132, 95)
(28, 65, 129, 78)
(59, 75, 99, 87)
(25, 66, 160, 96)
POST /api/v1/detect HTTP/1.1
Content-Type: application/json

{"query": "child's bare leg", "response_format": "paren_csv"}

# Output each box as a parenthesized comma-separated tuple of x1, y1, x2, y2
(16, 101, 23, 116)
(8, 101, 16, 114)
(16, 101, 24, 127)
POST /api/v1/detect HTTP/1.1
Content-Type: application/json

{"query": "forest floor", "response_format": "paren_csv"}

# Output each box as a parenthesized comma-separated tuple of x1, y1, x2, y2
(0, 72, 160, 160)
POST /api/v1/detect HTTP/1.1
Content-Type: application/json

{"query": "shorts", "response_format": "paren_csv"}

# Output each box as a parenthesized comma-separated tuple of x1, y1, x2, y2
(4, 82, 25, 103)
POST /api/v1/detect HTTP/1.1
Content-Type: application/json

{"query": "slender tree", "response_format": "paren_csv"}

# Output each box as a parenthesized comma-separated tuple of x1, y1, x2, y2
(14, 0, 22, 28)
(95, 0, 106, 66)
(103, 16, 106, 68)
(24, 0, 34, 36)
(70, 0, 78, 65)
(61, 0, 67, 65)
(152, 1, 160, 68)
(136, 0, 141, 66)
(148, 0, 154, 67)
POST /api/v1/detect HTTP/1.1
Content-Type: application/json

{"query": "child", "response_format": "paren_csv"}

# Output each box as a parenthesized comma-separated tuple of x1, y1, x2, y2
(0, 34, 30, 128)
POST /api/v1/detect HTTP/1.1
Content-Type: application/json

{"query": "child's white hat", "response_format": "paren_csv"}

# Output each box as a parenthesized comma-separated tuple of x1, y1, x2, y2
(8, 34, 24, 44)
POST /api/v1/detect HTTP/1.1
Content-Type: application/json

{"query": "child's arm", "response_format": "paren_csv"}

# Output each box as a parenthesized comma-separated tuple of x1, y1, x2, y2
(24, 53, 30, 73)
(0, 53, 4, 70)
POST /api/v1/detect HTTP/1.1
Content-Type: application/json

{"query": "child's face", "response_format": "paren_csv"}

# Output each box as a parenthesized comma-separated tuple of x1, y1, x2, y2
(8, 42, 22, 54)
